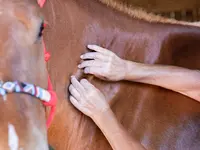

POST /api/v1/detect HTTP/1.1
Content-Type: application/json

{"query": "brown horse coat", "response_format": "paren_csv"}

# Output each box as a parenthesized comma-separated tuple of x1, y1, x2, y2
(41, 0, 200, 149)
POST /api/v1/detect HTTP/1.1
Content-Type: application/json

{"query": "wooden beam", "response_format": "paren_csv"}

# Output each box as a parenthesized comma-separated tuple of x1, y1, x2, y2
(116, 0, 200, 13)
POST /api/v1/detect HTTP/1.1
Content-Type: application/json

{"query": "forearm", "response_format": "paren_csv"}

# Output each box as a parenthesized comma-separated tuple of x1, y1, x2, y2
(93, 109, 146, 150)
(124, 60, 200, 102)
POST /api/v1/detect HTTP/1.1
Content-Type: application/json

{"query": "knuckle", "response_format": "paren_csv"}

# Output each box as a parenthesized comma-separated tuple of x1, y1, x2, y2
(73, 81, 78, 86)
(80, 61, 85, 65)
(85, 54, 90, 58)
(85, 60, 93, 66)
(95, 54, 99, 59)
(97, 53, 102, 59)
(91, 60, 95, 65)
(71, 88, 76, 94)
(81, 61, 86, 66)
(96, 52, 101, 58)
(86, 53, 91, 58)
(94, 53, 97, 59)
(79, 63, 83, 68)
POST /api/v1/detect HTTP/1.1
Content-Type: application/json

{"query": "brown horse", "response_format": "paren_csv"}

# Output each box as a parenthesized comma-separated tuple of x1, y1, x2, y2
(41, 0, 200, 150)
(0, 0, 51, 149)
(2, 0, 200, 149)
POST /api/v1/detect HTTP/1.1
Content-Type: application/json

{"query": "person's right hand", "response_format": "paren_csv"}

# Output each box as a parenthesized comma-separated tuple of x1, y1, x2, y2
(69, 76, 110, 120)
(78, 45, 127, 81)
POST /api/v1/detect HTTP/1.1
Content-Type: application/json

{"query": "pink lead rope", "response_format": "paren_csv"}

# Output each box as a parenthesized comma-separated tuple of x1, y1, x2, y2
(37, 0, 46, 8)
(38, 0, 58, 128)
(42, 40, 57, 128)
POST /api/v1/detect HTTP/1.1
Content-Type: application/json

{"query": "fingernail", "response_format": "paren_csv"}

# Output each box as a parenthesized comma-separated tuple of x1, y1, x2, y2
(82, 79, 87, 82)
(80, 55, 83, 59)
(78, 64, 81, 68)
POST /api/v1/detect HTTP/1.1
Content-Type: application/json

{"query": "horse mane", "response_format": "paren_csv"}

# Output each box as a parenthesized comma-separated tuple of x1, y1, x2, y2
(98, 0, 200, 27)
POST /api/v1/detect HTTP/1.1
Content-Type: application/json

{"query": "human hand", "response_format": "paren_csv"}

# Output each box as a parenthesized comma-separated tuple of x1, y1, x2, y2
(69, 76, 110, 119)
(78, 45, 127, 81)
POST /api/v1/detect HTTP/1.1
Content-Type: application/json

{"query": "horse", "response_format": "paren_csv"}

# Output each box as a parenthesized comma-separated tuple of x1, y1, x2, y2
(0, 0, 53, 149)
(40, 0, 200, 150)
(3, 0, 200, 149)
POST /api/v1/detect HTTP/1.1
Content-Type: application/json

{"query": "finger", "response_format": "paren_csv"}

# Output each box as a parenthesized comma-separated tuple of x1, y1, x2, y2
(87, 45, 110, 54)
(78, 60, 103, 69)
(80, 52, 104, 60)
(80, 79, 95, 90)
(69, 96, 82, 111)
(70, 76, 85, 93)
(84, 67, 103, 75)
(69, 84, 81, 101)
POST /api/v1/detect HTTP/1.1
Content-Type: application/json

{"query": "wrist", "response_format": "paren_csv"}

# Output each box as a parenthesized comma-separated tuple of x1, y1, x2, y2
(123, 60, 139, 81)
(91, 108, 114, 126)
(121, 59, 128, 80)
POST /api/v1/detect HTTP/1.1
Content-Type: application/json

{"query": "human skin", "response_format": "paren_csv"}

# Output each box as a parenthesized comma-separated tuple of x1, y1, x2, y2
(68, 44, 200, 150)
(78, 44, 200, 103)
(68, 76, 146, 150)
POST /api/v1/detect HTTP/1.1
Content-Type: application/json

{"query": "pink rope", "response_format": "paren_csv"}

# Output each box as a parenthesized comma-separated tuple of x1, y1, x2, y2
(42, 40, 57, 128)
(38, 0, 57, 128)
(37, 0, 46, 8)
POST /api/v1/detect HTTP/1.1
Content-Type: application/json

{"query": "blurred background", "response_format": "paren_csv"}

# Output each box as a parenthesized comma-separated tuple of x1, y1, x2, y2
(116, 0, 200, 21)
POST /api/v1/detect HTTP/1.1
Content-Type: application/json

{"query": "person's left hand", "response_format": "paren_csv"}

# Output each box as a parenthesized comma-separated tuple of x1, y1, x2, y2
(78, 45, 127, 81)
(68, 76, 110, 119)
